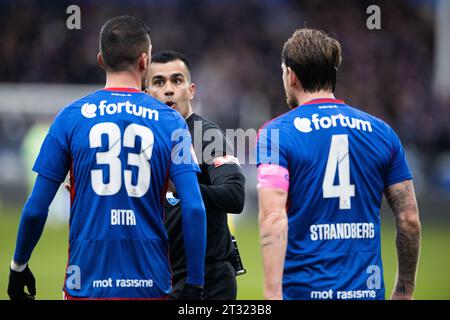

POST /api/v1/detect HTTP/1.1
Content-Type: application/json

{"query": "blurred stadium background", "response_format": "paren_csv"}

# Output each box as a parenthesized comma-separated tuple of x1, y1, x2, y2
(0, 0, 449, 300)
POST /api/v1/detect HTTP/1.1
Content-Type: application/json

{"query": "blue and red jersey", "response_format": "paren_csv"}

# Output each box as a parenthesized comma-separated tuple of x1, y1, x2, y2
(257, 98, 412, 300)
(33, 88, 200, 299)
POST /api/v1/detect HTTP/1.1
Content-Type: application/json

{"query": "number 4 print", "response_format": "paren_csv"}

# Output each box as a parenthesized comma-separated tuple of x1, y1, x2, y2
(322, 134, 355, 210)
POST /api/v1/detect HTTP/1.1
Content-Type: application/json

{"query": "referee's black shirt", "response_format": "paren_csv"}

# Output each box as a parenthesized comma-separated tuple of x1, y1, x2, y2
(164, 113, 245, 281)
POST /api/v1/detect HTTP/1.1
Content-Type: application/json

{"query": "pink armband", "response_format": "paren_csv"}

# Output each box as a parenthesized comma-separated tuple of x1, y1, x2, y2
(257, 164, 289, 192)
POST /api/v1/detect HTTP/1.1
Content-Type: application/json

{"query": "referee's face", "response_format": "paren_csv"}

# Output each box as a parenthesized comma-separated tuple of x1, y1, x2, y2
(147, 60, 196, 119)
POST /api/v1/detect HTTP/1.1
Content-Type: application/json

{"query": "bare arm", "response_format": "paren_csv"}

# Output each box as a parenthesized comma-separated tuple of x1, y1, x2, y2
(258, 188, 288, 300)
(384, 179, 421, 300)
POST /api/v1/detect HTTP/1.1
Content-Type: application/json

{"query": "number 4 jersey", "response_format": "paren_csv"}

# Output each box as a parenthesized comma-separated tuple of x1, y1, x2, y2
(256, 98, 412, 300)
(33, 88, 200, 299)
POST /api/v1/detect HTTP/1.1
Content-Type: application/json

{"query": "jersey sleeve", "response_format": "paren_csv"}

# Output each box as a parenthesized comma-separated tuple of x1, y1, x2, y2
(385, 127, 413, 186)
(256, 120, 288, 169)
(169, 114, 201, 179)
(32, 108, 71, 183)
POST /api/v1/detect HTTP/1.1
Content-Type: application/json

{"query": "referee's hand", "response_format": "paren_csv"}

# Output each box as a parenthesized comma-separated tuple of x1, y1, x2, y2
(176, 283, 204, 300)
(8, 265, 36, 300)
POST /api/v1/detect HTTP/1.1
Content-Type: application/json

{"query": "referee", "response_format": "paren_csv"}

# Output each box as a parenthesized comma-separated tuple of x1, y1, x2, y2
(146, 51, 246, 300)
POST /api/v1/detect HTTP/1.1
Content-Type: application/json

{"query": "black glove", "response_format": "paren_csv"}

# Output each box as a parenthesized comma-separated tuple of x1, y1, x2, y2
(176, 283, 204, 300)
(8, 265, 36, 300)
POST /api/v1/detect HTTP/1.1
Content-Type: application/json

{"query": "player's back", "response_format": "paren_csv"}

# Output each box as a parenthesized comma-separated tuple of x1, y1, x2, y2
(39, 88, 188, 299)
(259, 98, 411, 300)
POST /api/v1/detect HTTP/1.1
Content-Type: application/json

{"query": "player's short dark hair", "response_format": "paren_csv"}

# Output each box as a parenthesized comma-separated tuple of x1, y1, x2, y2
(282, 28, 342, 92)
(99, 15, 151, 72)
(151, 50, 192, 75)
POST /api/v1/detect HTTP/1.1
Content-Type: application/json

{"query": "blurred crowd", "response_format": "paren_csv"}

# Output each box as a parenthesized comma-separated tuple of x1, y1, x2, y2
(0, 0, 449, 202)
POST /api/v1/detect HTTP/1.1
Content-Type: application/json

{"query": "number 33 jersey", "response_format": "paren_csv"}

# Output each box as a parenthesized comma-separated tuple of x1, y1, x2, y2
(257, 98, 412, 300)
(33, 88, 199, 299)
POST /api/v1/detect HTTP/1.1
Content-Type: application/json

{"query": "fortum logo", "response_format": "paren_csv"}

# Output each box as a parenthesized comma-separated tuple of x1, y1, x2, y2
(81, 100, 159, 121)
(81, 103, 97, 118)
(294, 113, 373, 133)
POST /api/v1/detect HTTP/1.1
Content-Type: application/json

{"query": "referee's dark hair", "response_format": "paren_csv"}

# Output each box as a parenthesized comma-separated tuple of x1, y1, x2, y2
(151, 50, 192, 80)
(282, 28, 342, 92)
(99, 15, 151, 72)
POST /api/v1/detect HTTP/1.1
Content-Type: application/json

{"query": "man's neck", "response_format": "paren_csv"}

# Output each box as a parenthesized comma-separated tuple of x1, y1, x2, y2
(105, 71, 142, 90)
(297, 90, 335, 106)
(184, 110, 194, 120)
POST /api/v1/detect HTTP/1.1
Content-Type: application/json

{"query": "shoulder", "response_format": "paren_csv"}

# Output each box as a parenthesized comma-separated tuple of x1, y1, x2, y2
(345, 104, 391, 129)
(54, 89, 109, 118)
(51, 94, 92, 122)
(259, 113, 286, 132)
(258, 106, 304, 132)
(256, 112, 291, 149)
(257, 110, 298, 148)
(190, 113, 224, 133)
(347, 104, 400, 138)
(344, 104, 405, 155)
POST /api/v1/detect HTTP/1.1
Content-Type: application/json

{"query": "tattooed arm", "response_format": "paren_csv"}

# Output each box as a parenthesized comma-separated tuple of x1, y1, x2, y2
(258, 188, 288, 300)
(384, 179, 421, 300)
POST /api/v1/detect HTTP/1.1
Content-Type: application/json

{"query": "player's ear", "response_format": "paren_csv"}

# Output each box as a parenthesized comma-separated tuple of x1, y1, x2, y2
(138, 52, 149, 72)
(97, 53, 106, 70)
(287, 67, 298, 88)
(188, 82, 196, 100)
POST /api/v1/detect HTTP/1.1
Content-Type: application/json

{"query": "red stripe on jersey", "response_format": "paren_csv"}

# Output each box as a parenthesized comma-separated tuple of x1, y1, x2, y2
(103, 87, 142, 93)
(70, 158, 76, 205)
(160, 161, 171, 206)
(63, 290, 169, 300)
(159, 157, 173, 287)
(302, 98, 345, 105)
(62, 244, 71, 298)
(63, 157, 74, 296)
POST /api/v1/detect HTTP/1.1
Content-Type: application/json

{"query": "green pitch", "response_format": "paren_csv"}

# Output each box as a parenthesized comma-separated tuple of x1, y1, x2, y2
(235, 215, 450, 300)
(1, 207, 449, 300)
